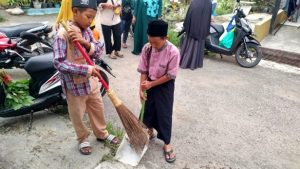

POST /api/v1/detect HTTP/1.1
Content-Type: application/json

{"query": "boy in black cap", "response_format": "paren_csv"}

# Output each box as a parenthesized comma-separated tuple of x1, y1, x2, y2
(137, 20, 180, 163)
(53, 0, 119, 155)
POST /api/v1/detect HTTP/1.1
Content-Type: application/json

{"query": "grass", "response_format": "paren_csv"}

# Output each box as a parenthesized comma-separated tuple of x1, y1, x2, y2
(100, 122, 125, 162)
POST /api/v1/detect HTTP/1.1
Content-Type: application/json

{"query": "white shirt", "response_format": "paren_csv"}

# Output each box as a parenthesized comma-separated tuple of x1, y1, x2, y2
(99, 0, 122, 26)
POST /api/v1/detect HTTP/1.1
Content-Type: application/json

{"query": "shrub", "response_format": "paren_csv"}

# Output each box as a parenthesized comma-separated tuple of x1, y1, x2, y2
(168, 29, 180, 47)
(216, 0, 235, 15)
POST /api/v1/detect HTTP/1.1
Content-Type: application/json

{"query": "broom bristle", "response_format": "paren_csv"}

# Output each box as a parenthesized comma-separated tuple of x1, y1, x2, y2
(116, 105, 149, 152)
(107, 89, 149, 152)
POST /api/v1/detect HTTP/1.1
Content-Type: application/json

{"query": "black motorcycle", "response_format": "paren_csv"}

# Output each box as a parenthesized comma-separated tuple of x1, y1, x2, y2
(0, 52, 114, 119)
(0, 31, 53, 69)
(0, 22, 52, 40)
(205, 0, 262, 68)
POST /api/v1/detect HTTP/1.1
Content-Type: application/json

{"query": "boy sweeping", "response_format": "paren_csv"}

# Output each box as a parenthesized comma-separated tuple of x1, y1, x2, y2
(137, 20, 180, 163)
(53, 0, 119, 155)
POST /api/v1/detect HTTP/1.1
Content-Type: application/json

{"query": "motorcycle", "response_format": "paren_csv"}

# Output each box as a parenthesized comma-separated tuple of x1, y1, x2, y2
(0, 31, 53, 69)
(0, 22, 52, 40)
(0, 52, 114, 119)
(206, 0, 262, 68)
(179, 0, 262, 68)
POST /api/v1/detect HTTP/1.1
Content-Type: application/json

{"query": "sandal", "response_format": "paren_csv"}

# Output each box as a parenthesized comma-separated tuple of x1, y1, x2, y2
(163, 148, 176, 163)
(97, 134, 120, 145)
(114, 51, 124, 58)
(79, 141, 92, 155)
(108, 53, 117, 59)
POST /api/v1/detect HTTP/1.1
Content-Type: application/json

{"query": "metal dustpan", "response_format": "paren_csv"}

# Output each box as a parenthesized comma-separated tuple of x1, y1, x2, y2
(115, 134, 149, 166)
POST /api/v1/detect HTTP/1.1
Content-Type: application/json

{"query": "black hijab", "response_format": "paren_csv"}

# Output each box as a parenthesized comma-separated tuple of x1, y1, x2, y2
(183, 0, 212, 40)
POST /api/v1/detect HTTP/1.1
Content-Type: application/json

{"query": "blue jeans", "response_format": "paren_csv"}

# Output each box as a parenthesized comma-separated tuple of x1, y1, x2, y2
(121, 19, 132, 44)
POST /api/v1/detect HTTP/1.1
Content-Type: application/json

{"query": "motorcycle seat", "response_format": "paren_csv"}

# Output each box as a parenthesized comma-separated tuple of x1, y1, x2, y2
(211, 24, 225, 34)
(25, 52, 54, 74)
(0, 23, 44, 38)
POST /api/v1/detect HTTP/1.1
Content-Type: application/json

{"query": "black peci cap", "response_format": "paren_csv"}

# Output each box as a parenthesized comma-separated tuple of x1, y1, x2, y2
(147, 20, 168, 37)
(72, 0, 97, 10)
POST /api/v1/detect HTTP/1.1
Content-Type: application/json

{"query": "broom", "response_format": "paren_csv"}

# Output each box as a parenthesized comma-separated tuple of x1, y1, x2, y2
(60, 22, 149, 152)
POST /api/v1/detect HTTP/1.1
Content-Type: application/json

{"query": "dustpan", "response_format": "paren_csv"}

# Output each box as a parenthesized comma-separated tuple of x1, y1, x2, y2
(115, 101, 148, 166)
(115, 134, 149, 166)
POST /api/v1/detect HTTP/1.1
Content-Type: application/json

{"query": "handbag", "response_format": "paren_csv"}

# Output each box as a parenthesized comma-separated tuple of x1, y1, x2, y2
(111, 0, 121, 15)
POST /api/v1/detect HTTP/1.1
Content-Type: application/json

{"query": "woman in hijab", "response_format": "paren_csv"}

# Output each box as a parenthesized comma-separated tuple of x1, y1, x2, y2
(180, 0, 212, 70)
(131, 0, 162, 55)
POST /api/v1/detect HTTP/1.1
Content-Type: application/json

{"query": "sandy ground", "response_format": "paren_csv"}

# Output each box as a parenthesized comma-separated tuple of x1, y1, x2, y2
(0, 10, 300, 169)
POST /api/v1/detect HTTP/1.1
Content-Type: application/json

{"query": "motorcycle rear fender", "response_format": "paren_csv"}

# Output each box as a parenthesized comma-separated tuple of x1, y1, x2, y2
(244, 36, 261, 46)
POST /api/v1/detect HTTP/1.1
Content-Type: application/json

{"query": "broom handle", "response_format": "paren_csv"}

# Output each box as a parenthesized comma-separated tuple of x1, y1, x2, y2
(60, 22, 109, 90)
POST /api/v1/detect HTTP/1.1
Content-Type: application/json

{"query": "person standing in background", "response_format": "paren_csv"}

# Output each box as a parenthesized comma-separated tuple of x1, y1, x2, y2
(121, 0, 134, 48)
(99, 0, 124, 59)
(179, 0, 212, 70)
(131, 0, 162, 55)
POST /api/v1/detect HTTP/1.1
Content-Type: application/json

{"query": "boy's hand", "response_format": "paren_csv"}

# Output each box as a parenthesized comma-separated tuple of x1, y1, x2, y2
(91, 67, 101, 78)
(140, 90, 147, 102)
(141, 80, 152, 91)
(68, 30, 90, 50)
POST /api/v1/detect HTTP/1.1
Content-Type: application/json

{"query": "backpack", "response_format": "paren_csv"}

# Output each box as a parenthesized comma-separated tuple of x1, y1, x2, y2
(121, 0, 133, 20)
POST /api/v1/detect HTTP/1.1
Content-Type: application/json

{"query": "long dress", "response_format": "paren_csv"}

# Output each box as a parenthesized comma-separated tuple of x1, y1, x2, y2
(132, 0, 162, 55)
(180, 0, 212, 70)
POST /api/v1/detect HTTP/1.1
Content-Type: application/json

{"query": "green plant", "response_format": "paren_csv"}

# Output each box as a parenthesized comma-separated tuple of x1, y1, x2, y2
(252, 0, 275, 12)
(168, 29, 180, 47)
(100, 122, 124, 162)
(0, 71, 33, 110)
(7, 0, 30, 6)
(4, 80, 34, 110)
(216, 0, 235, 15)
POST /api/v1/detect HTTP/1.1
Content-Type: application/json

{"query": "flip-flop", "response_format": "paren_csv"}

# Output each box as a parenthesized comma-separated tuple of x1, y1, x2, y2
(79, 141, 92, 155)
(163, 149, 176, 163)
(97, 134, 120, 145)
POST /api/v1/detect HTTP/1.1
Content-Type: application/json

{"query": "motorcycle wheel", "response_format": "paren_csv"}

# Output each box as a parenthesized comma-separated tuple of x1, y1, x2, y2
(99, 70, 109, 97)
(235, 42, 262, 68)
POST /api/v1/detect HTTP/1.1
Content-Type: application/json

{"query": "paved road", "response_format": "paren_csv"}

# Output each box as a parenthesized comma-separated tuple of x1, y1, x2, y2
(0, 10, 300, 169)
